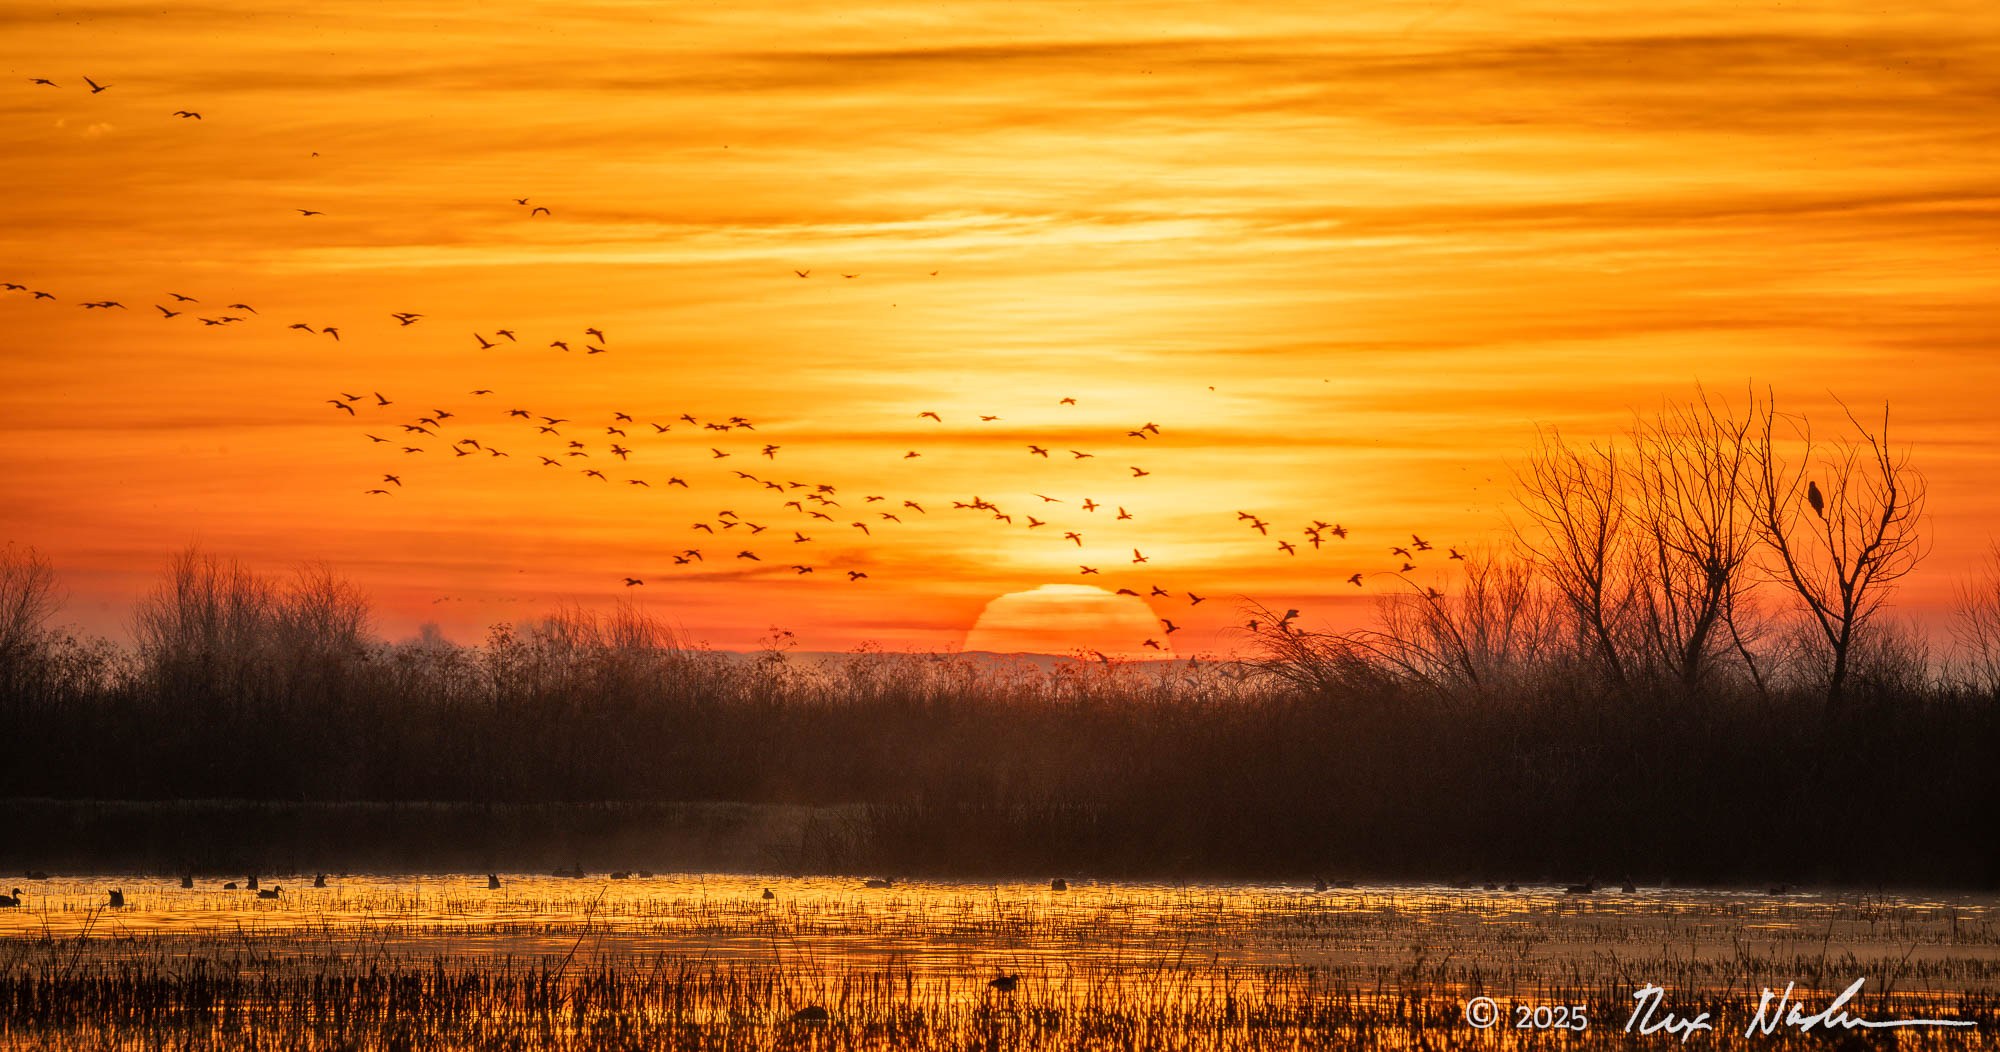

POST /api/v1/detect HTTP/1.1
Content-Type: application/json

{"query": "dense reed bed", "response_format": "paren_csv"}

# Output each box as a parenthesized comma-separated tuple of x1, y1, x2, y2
(3, 879, 1998, 1049)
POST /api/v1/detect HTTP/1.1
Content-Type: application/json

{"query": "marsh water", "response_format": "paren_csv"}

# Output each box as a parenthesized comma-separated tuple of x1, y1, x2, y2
(4, 875, 1997, 1048)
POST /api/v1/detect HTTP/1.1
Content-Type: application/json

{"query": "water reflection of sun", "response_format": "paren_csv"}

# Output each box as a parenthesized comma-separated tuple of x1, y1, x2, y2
(961, 584, 1165, 658)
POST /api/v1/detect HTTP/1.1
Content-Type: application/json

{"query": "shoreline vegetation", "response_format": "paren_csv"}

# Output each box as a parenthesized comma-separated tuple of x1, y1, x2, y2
(2, 389, 1997, 887)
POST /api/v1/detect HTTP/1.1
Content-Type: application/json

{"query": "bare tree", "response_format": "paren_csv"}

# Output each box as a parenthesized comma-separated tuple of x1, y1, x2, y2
(0, 544, 63, 694)
(1514, 429, 1630, 689)
(1373, 552, 1558, 703)
(1950, 544, 2000, 697)
(1752, 397, 1927, 711)
(1625, 390, 1762, 691)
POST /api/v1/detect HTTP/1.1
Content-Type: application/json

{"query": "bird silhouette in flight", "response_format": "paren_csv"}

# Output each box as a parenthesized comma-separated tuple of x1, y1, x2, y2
(584, 327, 605, 342)
(494, 329, 516, 341)
(1161, 619, 1180, 634)
(1390, 546, 1412, 558)
(841, 273, 857, 278)
(1070, 450, 1093, 459)
(173, 110, 201, 119)
(328, 400, 355, 415)
(1143, 639, 1163, 650)
(1130, 467, 1150, 478)
(1116, 507, 1132, 520)
(737, 551, 760, 560)
(297, 208, 323, 216)
(31, 78, 58, 87)
(474, 333, 495, 349)
(623, 577, 643, 586)
(1278, 541, 1297, 555)
(530, 206, 550, 216)
(227, 302, 255, 313)
(289, 322, 314, 333)
(1412, 534, 1432, 551)
(1807, 481, 1825, 517)
(1079, 566, 1099, 575)
(847, 570, 868, 581)
(1025, 516, 1045, 528)
(156, 305, 180, 318)
(382, 474, 401, 486)
(1449, 548, 1466, 560)
(1132, 549, 1148, 564)
(1399, 561, 1416, 572)
(1028, 445, 1049, 457)
(1059, 397, 1076, 405)
(364, 489, 391, 495)
(366, 434, 388, 443)
(1149, 586, 1169, 597)
(1063, 531, 1083, 546)
(1081, 499, 1098, 511)
(1187, 593, 1206, 605)
(979, 415, 999, 422)
(919, 411, 941, 422)
(793, 269, 810, 278)
(322, 327, 340, 340)
(84, 77, 110, 93)
(1347, 573, 1364, 586)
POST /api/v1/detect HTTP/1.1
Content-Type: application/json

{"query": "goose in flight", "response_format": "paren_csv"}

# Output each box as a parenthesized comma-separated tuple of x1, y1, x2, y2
(1081, 499, 1098, 511)
(1130, 467, 1150, 478)
(1347, 573, 1364, 586)
(474, 333, 495, 349)
(227, 302, 256, 313)
(1063, 532, 1082, 546)
(297, 208, 323, 216)
(364, 488, 391, 495)
(903, 450, 920, 459)
(30, 78, 58, 87)
(847, 570, 868, 581)
(327, 400, 355, 415)
(530, 206, 549, 216)
(382, 474, 401, 486)
(1116, 507, 1132, 520)
(495, 329, 516, 341)
(1131, 549, 1148, 564)
(1277, 541, 1297, 555)
(173, 110, 201, 119)
(794, 269, 810, 278)
(1059, 397, 1076, 405)
(584, 327, 605, 342)
(1070, 450, 1093, 459)
(1390, 546, 1412, 558)
(1028, 445, 1049, 457)
(169, 293, 198, 302)
(1187, 593, 1205, 605)
(322, 327, 340, 340)
(1161, 619, 1180, 634)
(623, 577, 643, 586)
(1149, 586, 1169, 597)
(1142, 639, 1163, 650)
(1449, 548, 1466, 560)
(85, 77, 110, 93)
(156, 305, 180, 318)
(289, 323, 315, 332)
(918, 411, 941, 422)
(1079, 566, 1099, 575)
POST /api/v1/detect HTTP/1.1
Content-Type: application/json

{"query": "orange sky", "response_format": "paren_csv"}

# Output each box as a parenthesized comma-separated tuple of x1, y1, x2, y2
(2, 1, 1997, 655)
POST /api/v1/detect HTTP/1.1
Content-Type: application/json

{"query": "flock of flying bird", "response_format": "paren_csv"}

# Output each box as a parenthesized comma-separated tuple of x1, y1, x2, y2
(9, 72, 1473, 655)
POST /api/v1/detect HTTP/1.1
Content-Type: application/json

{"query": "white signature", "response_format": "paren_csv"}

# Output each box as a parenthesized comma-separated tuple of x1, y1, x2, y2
(1625, 978, 1976, 1042)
